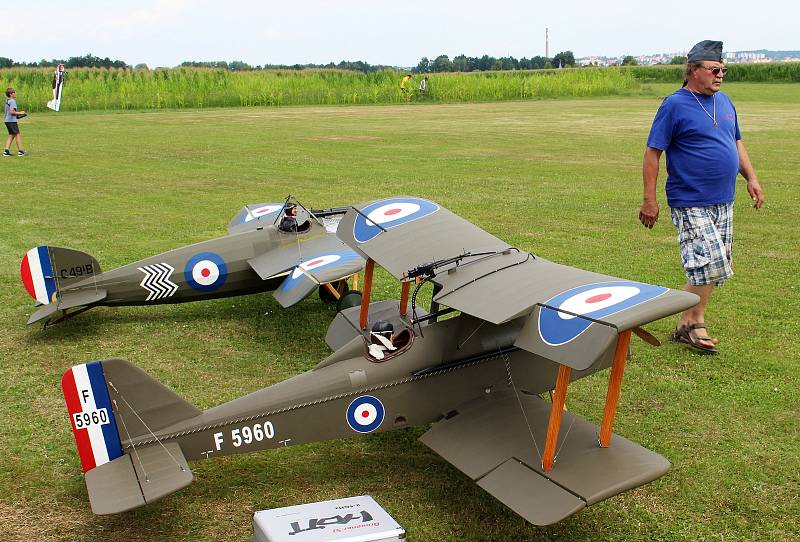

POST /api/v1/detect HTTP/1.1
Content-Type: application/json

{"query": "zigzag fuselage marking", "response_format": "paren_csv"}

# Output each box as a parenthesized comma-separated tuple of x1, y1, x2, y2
(138, 263, 178, 301)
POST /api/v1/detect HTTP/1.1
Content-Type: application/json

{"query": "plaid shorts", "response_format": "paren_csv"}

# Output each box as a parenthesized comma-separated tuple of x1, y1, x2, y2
(670, 203, 734, 286)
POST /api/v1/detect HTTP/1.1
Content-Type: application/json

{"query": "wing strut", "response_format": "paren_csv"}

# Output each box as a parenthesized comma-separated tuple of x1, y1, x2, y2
(542, 365, 571, 471)
(600, 329, 632, 447)
(399, 280, 411, 316)
(359, 258, 375, 330)
(540, 328, 633, 470)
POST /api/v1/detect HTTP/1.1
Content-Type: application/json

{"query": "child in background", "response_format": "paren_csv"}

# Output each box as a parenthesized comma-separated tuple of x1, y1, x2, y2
(4, 87, 26, 157)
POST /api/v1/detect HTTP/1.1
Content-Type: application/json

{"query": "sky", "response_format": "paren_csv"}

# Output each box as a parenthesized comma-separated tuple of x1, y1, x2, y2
(6, 0, 799, 68)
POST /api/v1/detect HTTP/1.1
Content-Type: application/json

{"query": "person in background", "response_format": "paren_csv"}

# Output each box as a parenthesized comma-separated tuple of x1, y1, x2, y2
(4, 87, 27, 157)
(400, 73, 413, 95)
(418, 76, 428, 96)
(639, 40, 765, 354)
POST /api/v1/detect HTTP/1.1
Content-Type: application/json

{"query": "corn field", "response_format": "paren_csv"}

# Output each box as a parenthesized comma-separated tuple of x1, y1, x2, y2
(626, 62, 800, 83)
(1, 63, 797, 112)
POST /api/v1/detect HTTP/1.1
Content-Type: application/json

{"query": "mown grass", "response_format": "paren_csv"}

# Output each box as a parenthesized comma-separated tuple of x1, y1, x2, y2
(0, 84, 798, 541)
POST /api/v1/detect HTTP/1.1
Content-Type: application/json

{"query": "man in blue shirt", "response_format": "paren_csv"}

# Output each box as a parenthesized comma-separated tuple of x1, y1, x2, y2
(639, 40, 765, 354)
(4, 87, 27, 157)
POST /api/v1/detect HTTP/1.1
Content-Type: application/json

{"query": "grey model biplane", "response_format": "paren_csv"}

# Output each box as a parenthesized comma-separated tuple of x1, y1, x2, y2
(21, 199, 365, 326)
(61, 197, 698, 526)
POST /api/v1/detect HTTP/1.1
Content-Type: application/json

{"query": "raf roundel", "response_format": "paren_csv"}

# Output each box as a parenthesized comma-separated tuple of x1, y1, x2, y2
(346, 395, 385, 433)
(184, 252, 228, 292)
(353, 197, 439, 243)
(245, 204, 283, 223)
(278, 251, 358, 292)
(539, 281, 668, 346)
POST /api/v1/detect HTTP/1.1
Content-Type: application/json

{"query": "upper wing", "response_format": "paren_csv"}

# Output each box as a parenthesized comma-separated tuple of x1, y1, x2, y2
(420, 389, 670, 526)
(436, 256, 696, 369)
(227, 203, 285, 235)
(338, 197, 697, 369)
(336, 196, 509, 279)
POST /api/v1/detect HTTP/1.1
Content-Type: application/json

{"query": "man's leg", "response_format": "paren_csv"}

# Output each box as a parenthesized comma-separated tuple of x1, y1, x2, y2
(14, 133, 23, 151)
(678, 283, 718, 347)
(4, 133, 12, 151)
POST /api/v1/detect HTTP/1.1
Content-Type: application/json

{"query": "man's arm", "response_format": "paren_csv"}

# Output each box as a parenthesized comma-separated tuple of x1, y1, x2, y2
(639, 146, 662, 228)
(736, 140, 765, 209)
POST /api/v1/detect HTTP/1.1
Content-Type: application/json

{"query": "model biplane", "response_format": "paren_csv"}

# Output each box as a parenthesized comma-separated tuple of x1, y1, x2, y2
(61, 197, 698, 525)
(22, 199, 364, 326)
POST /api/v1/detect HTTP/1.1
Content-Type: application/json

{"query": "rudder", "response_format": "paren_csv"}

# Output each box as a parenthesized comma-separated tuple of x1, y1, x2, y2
(62, 359, 199, 513)
(21, 246, 102, 304)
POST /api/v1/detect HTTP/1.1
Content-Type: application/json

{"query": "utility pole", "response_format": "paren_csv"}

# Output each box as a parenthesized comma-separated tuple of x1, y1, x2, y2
(546, 27, 549, 59)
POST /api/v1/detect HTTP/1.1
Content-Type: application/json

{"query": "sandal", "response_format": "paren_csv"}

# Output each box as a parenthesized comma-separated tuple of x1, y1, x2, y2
(670, 324, 719, 355)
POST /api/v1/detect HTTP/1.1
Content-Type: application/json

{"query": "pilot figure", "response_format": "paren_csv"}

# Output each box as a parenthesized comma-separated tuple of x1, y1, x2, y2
(368, 320, 396, 360)
(278, 204, 299, 233)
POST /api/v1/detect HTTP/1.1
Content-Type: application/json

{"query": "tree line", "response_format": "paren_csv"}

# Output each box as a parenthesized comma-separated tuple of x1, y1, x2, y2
(413, 52, 576, 72)
(0, 52, 692, 74)
(0, 54, 128, 69)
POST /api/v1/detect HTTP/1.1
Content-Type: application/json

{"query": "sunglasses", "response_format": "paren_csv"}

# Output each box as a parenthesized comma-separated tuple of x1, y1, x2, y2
(701, 66, 728, 76)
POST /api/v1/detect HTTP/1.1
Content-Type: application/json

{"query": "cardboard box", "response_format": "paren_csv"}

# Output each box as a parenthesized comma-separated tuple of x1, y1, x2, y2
(254, 495, 405, 542)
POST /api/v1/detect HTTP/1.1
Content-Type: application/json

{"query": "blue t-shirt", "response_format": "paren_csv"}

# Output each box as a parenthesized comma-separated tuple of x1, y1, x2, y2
(4, 98, 18, 123)
(646, 89, 741, 208)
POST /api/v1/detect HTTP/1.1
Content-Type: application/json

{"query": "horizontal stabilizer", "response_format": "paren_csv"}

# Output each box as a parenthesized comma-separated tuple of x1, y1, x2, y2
(85, 442, 193, 514)
(420, 391, 669, 525)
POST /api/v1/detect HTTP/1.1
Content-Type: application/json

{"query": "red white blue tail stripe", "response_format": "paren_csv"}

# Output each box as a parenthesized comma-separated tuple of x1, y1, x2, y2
(62, 361, 124, 473)
(539, 281, 668, 346)
(353, 197, 439, 243)
(20, 246, 58, 305)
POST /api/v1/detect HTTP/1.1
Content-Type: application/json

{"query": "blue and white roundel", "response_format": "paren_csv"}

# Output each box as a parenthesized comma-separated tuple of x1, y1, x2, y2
(346, 395, 385, 433)
(244, 204, 283, 223)
(353, 197, 439, 243)
(184, 252, 228, 292)
(538, 281, 668, 346)
(278, 251, 359, 292)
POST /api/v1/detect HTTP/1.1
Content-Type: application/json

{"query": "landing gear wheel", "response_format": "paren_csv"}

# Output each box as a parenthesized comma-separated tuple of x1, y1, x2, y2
(337, 290, 362, 312)
(318, 279, 349, 305)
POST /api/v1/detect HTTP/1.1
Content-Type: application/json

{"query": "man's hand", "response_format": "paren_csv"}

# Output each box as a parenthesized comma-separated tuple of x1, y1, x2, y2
(747, 179, 765, 209)
(639, 200, 659, 229)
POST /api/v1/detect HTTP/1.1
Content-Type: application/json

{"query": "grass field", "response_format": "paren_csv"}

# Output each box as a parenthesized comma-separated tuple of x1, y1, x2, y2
(0, 83, 798, 541)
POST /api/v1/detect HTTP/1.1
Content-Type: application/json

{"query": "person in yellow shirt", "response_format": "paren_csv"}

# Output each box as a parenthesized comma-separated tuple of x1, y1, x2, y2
(400, 74, 413, 94)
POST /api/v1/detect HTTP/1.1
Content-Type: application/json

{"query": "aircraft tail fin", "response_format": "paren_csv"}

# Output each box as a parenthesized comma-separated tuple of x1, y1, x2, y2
(62, 359, 200, 513)
(21, 246, 102, 305)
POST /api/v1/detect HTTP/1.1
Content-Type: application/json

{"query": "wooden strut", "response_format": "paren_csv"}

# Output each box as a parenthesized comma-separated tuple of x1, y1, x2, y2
(323, 282, 341, 301)
(542, 364, 571, 471)
(359, 259, 375, 330)
(399, 280, 411, 316)
(599, 329, 632, 448)
(351, 272, 359, 291)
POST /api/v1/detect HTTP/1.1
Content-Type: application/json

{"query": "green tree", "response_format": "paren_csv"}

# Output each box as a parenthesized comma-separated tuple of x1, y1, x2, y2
(452, 54, 468, 72)
(432, 55, 453, 73)
(551, 51, 575, 68)
(621, 55, 638, 66)
(670, 55, 688, 65)
(415, 57, 430, 73)
(0, 56, 13, 68)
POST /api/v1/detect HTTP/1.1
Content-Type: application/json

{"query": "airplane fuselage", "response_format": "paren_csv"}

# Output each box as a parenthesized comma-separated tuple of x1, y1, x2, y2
(125, 309, 612, 462)
(61, 223, 328, 306)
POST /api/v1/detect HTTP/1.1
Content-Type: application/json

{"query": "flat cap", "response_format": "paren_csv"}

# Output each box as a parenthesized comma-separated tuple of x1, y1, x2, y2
(688, 40, 723, 62)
